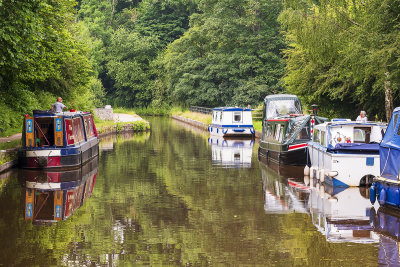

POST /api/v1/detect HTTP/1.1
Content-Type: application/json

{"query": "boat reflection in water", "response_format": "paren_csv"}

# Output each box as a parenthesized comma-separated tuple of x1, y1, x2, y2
(370, 207, 400, 265)
(259, 161, 309, 214)
(208, 137, 254, 168)
(20, 157, 98, 224)
(308, 180, 379, 243)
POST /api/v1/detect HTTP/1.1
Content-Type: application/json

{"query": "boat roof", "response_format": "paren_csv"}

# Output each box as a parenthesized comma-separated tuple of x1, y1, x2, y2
(264, 94, 300, 102)
(212, 107, 252, 112)
(32, 110, 92, 118)
(315, 120, 386, 128)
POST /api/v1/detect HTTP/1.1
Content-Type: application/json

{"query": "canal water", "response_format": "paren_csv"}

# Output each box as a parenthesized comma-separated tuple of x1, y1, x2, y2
(0, 118, 398, 265)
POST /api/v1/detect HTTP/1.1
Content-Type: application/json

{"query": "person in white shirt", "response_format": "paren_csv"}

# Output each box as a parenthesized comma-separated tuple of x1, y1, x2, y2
(52, 97, 67, 113)
(356, 110, 367, 122)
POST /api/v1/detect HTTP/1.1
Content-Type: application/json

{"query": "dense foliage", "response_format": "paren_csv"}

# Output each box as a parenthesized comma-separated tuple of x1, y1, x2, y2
(0, 0, 104, 133)
(279, 0, 400, 120)
(2, 0, 400, 134)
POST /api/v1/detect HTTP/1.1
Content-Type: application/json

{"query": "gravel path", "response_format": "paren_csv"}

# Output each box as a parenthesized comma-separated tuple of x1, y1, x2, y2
(113, 113, 143, 123)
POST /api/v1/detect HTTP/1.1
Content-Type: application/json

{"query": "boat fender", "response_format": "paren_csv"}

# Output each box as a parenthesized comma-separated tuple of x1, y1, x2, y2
(328, 171, 338, 178)
(320, 169, 325, 183)
(304, 166, 310, 176)
(217, 128, 219, 133)
(310, 167, 315, 179)
(304, 175, 310, 186)
(378, 187, 386, 206)
(210, 127, 213, 132)
(369, 184, 376, 204)
(395, 188, 400, 207)
(250, 128, 255, 135)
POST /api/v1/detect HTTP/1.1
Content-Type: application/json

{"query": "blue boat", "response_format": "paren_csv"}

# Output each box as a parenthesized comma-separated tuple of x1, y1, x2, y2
(371, 107, 400, 207)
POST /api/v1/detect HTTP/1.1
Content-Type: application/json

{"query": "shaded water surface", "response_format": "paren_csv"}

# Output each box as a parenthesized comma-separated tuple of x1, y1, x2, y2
(0, 118, 397, 265)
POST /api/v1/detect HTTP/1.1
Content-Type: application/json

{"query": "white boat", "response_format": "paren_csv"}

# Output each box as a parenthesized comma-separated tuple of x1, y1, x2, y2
(308, 119, 386, 187)
(308, 183, 379, 243)
(208, 107, 254, 137)
(208, 137, 254, 168)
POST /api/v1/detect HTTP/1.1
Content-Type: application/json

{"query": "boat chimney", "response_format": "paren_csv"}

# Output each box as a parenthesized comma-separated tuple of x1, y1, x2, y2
(311, 104, 318, 116)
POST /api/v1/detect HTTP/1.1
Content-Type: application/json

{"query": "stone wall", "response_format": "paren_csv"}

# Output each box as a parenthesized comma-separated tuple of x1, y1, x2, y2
(94, 106, 113, 121)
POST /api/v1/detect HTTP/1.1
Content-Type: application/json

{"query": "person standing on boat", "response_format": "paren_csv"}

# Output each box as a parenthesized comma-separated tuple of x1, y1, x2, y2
(52, 97, 67, 113)
(356, 110, 367, 122)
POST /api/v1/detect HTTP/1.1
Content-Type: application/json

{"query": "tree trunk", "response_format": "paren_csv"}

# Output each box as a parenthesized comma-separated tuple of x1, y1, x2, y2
(384, 71, 394, 122)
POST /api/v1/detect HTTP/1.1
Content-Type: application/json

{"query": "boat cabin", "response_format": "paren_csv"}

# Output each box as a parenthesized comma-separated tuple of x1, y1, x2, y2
(209, 107, 254, 137)
(312, 120, 385, 151)
(259, 94, 327, 166)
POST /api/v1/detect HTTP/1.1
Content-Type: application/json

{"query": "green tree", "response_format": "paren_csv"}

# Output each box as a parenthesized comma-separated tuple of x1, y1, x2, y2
(280, 0, 400, 120)
(164, 0, 285, 107)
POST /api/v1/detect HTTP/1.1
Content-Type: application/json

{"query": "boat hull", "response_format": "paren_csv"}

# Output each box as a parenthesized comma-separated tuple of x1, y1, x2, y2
(258, 145, 308, 166)
(208, 125, 254, 137)
(19, 138, 99, 169)
(309, 143, 379, 187)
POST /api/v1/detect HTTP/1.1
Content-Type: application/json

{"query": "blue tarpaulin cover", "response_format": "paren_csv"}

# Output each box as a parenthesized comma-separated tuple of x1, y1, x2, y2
(328, 143, 380, 153)
(380, 107, 400, 180)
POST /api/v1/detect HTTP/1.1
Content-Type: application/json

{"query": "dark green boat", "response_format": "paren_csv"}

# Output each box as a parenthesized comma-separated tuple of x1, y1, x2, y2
(258, 94, 327, 166)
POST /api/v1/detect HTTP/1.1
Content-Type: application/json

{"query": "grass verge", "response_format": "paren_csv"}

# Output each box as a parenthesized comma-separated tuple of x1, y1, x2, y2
(172, 110, 212, 125)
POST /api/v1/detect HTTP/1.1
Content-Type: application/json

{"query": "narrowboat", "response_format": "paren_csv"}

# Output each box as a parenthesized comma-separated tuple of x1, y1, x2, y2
(370, 107, 400, 207)
(19, 110, 99, 169)
(22, 157, 98, 224)
(208, 136, 254, 168)
(308, 119, 386, 187)
(208, 107, 255, 137)
(308, 183, 379, 243)
(258, 94, 327, 166)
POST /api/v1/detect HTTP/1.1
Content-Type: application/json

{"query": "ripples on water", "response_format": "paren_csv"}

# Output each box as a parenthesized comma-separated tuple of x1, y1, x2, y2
(0, 118, 399, 265)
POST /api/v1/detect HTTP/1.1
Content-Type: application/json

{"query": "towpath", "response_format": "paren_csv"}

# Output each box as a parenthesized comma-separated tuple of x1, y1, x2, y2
(113, 113, 143, 123)
(0, 133, 22, 144)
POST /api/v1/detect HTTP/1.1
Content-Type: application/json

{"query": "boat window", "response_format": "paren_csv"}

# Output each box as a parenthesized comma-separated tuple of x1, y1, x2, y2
(279, 125, 285, 142)
(233, 112, 242, 123)
(73, 117, 85, 143)
(275, 124, 281, 141)
(219, 112, 222, 121)
(320, 131, 326, 146)
(354, 127, 371, 143)
(314, 129, 320, 143)
(34, 118, 55, 147)
(265, 100, 302, 119)
(296, 125, 310, 141)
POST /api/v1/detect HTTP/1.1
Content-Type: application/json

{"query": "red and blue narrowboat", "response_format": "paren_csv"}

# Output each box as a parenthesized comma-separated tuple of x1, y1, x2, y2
(19, 110, 99, 169)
